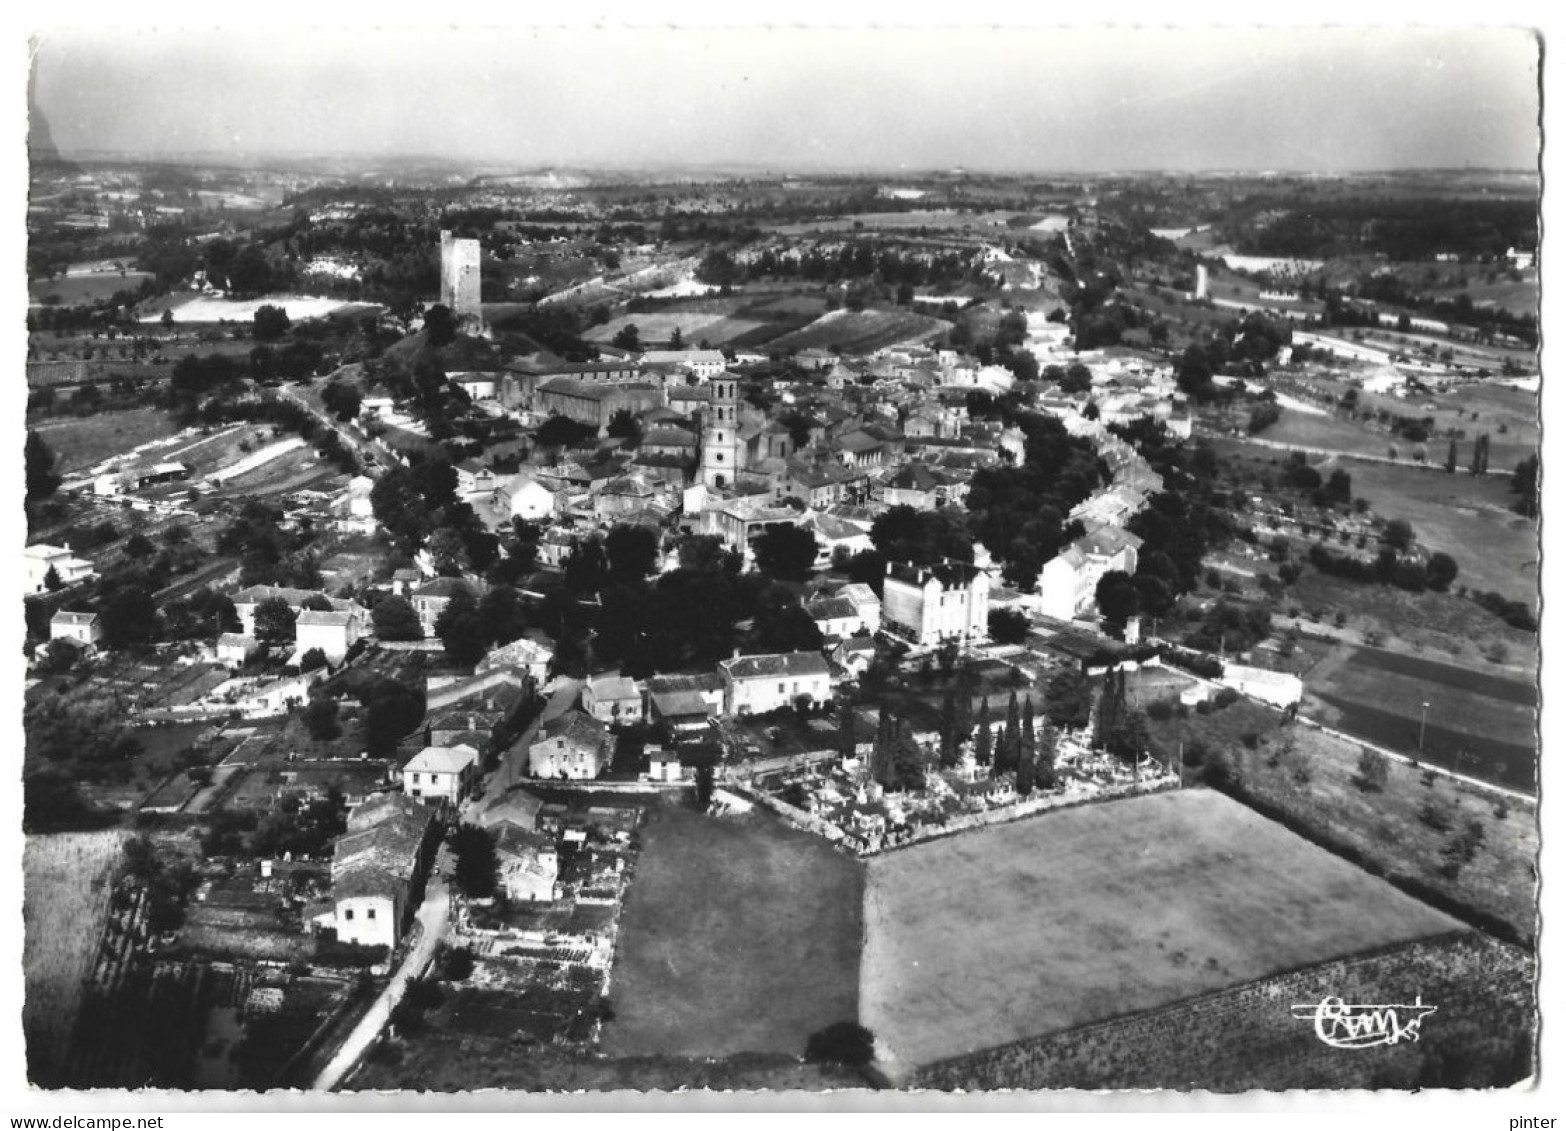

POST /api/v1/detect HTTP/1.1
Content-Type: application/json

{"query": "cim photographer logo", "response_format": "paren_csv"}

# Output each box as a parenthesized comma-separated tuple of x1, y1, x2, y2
(1292, 995, 1438, 1049)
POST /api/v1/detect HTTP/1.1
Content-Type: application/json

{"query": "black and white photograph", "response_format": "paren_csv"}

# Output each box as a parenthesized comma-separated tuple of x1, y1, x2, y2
(10, 13, 1552, 1110)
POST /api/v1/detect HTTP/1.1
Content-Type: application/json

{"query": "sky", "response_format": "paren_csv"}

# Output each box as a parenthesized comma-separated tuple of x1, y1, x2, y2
(27, 24, 1542, 172)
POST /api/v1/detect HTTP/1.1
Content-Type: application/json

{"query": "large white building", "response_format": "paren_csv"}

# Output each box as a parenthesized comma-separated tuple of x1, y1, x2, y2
(1035, 526, 1143, 622)
(23, 543, 96, 594)
(719, 651, 834, 715)
(881, 559, 990, 647)
(638, 349, 727, 381)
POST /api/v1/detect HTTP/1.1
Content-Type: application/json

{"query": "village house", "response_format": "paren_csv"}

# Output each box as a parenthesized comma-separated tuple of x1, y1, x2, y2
(493, 822, 559, 902)
(401, 744, 481, 805)
(1035, 525, 1143, 622)
(23, 543, 96, 594)
(645, 672, 725, 732)
(699, 494, 803, 560)
(836, 429, 892, 469)
(719, 650, 834, 715)
(216, 632, 260, 666)
(231, 586, 357, 637)
(805, 594, 868, 641)
(528, 709, 611, 780)
(492, 473, 556, 522)
(836, 582, 883, 634)
(638, 423, 701, 463)
(409, 577, 486, 636)
(785, 456, 868, 509)
(48, 610, 102, 648)
(582, 671, 646, 725)
(801, 511, 875, 570)
(235, 670, 324, 718)
(449, 372, 501, 402)
(330, 792, 439, 950)
(294, 609, 366, 665)
(423, 668, 532, 755)
(832, 635, 878, 679)
(389, 567, 425, 596)
(454, 459, 499, 495)
(477, 636, 553, 685)
(646, 746, 687, 783)
(337, 475, 377, 531)
(538, 527, 582, 570)
(594, 473, 662, 520)
(881, 559, 991, 648)
(879, 462, 970, 509)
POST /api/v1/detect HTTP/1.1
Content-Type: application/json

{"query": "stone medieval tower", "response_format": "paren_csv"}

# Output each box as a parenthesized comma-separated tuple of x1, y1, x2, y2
(439, 230, 483, 329)
(700, 373, 742, 491)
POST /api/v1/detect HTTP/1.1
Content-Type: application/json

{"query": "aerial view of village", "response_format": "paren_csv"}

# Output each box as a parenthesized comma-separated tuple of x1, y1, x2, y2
(16, 24, 1543, 1099)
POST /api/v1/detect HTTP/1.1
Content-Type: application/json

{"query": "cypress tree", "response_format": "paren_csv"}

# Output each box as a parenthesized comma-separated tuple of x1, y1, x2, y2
(1445, 436, 1459, 474)
(873, 705, 893, 787)
(974, 698, 993, 766)
(952, 662, 975, 745)
(938, 685, 959, 767)
(1092, 674, 1113, 750)
(891, 720, 928, 793)
(1472, 433, 1490, 476)
(1038, 722, 1059, 789)
(1017, 698, 1038, 796)
(995, 690, 1022, 776)
(838, 697, 856, 759)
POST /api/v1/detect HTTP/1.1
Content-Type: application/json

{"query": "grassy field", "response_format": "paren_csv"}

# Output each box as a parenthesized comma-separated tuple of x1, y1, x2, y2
(33, 409, 183, 474)
(1284, 569, 1540, 677)
(1303, 644, 1535, 787)
(581, 312, 771, 348)
(767, 309, 951, 354)
(1340, 460, 1538, 604)
(23, 830, 127, 1081)
(738, 294, 831, 319)
(1213, 435, 1538, 606)
(1285, 375, 1540, 468)
(860, 789, 1459, 1074)
(1248, 407, 1405, 459)
(30, 271, 154, 306)
(602, 802, 863, 1059)
(912, 931, 1534, 1091)
(1434, 271, 1539, 318)
(1149, 700, 1538, 943)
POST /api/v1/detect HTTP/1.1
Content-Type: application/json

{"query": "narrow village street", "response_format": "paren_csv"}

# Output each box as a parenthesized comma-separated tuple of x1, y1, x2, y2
(312, 856, 453, 1091)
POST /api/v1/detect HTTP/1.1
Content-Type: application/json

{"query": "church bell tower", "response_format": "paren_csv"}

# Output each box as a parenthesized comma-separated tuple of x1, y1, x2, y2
(700, 373, 741, 490)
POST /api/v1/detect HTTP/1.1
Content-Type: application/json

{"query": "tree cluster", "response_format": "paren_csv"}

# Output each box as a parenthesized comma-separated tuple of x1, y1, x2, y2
(963, 412, 1105, 589)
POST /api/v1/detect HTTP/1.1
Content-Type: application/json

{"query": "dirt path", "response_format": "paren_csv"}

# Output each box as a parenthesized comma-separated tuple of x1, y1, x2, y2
(314, 866, 453, 1091)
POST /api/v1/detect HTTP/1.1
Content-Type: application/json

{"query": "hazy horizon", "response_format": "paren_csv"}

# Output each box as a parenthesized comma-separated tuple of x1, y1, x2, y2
(30, 26, 1541, 174)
